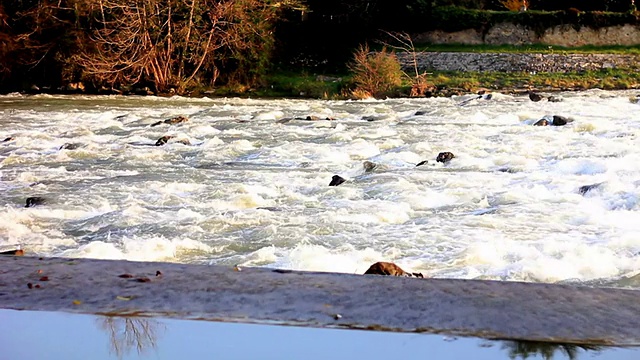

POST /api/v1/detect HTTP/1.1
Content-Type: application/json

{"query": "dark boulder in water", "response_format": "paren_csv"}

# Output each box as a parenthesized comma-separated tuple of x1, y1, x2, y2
(329, 175, 346, 187)
(151, 115, 189, 127)
(166, 115, 189, 125)
(579, 183, 603, 195)
(154, 136, 190, 146)
(362, 115, 386, 122)
(529, 92, 543, 102)
(364, 262, 423, 278)
(534, 115, 571, 126)
(416, 160, 428, 167)
(436, 152, 455, 163)
(414, 111, 427, 116)
(304, 115, 335, 121)
(552, 115, 569, 126)
(548, 96, 563, 102)
(363, 161, 377, 173)
(59, 143, 82, 150)
(457, 93, 492, 106)
(256, 207, 281, 212)
(155, 135, 174, 146)
(25, 197, 46, 208)
(2, 137, 14, 142)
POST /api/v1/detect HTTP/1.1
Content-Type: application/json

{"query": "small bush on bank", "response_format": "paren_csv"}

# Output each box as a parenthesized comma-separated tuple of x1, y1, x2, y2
(348, 45, 403, 99)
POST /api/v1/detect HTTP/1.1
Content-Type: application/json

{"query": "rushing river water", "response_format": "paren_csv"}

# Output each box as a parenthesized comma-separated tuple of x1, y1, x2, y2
(1, 90, 640, 286)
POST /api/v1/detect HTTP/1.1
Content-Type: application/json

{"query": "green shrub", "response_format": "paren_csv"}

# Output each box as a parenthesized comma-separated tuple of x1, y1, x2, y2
(416, 6, 640, 35)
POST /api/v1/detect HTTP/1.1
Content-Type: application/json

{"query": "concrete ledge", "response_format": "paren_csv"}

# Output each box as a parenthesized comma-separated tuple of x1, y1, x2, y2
(2, 256, 640, 345)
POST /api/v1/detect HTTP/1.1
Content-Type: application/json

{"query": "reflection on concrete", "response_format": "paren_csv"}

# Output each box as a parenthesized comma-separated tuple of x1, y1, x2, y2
(95, 314, 610, 360)
(0, 308, 636, 360)
(503, 340, 602, 360)
(98, 316, 165, 359)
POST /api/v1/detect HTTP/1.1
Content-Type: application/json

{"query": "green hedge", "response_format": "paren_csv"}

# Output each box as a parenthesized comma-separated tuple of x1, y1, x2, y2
(421, 6, 640, 35)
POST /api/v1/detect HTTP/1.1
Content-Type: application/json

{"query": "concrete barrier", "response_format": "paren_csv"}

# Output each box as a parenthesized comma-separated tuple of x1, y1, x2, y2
(2, 256, 640, 345)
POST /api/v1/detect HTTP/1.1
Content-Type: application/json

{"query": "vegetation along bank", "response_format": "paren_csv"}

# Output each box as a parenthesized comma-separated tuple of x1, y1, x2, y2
(1, 0, 639, 98)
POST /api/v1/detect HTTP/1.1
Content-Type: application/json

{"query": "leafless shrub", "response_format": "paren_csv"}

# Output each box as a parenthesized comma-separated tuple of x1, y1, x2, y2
(348, 44, 402, 99)
(99, 316, 164, 359)
(381, 31, 434, 97)
(75, 0, 300, 93)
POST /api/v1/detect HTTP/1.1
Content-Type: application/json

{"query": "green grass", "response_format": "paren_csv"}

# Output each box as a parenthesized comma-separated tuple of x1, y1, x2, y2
(203, 72, 349, 99)
(403, 69, 639, 95)
(252, 68, 640, 99)
(201, 62, 640, 99)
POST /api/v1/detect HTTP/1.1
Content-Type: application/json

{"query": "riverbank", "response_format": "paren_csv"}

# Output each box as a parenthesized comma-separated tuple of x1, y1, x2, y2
(17, 68, 639, 100)
(8, 50, 640, 99)
(258, 68, 640, 100)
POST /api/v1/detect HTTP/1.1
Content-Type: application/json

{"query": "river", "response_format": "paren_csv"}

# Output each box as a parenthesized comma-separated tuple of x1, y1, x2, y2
(1, 90, 640, 287)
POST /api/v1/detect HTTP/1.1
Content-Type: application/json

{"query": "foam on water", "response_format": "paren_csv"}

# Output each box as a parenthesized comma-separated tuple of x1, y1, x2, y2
(2, 91, 640, 286)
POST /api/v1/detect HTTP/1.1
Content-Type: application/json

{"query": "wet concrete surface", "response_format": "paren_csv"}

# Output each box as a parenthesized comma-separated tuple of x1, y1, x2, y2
(1, 256, 640, 345)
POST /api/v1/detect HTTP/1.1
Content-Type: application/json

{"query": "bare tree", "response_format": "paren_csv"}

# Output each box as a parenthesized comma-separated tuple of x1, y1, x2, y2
(98, 316, 164, 359)
(0, 3, 14, 78)
(381, 31, 433, 97)
(76, 0, 300, 93)
(502, 340, 601, 360)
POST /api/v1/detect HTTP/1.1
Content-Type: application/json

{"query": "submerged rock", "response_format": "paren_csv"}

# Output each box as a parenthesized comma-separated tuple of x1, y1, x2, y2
(416, 160, 428, 167)
(362, 115, 386, 122)
(363, 161, 377, 173)
(552, 115, 570, 126)
(155, 135, 174, 146)
(0, 248, 24, 256)
(329, 175, 346, 187)
(548, 96, 563, 103)
(59, 143, 82, 150)
(529, 92, 543, 102)
(533, 115, 572, 127)
(364, 262, 423, 278)
(304, 115, 335, 121)
(154, 136, 190, 146)
(256, 207, 281, 212)
(2, 136, 14, 142)
(25, 197, 46, 208)
(436, 152, 455, 164)
(457, 93, 492, 106)
(275, 118, 292, 124)
(151, 115, 189, 127)
(579, 183, 603, 195)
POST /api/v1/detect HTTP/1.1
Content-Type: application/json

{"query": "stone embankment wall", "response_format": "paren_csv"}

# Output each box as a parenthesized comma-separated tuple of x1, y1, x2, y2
(413, 23, 640, 47)
(396, 52, 640, 73)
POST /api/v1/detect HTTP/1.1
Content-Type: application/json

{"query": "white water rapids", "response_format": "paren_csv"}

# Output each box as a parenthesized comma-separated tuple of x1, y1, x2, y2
(1, 90, 640, 286)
